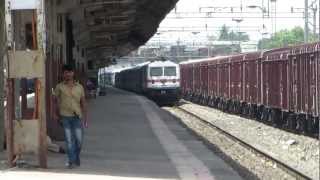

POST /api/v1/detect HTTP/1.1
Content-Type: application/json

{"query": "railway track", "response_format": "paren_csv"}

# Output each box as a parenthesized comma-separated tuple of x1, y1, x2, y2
(174, 106, 313, 180)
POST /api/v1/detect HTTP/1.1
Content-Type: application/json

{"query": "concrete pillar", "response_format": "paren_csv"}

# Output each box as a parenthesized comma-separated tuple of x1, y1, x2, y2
(0, 0, 5, 151)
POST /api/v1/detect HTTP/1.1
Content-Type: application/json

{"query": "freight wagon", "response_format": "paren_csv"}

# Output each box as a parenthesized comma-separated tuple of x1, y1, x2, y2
(180, 43, 319, 138)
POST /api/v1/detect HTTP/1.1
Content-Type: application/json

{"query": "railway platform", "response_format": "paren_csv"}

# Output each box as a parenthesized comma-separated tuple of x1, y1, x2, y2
(0, 87, 242, 180)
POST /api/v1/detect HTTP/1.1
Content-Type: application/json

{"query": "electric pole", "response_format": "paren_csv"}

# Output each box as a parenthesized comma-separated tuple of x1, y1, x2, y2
(305, 0, 309, 43)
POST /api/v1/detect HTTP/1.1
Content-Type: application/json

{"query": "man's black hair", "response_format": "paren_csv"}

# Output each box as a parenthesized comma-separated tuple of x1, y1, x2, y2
(62, 64, 74, 72)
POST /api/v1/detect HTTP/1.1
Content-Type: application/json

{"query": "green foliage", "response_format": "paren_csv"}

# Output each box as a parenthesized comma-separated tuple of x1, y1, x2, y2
(218, 24, 250, 41)
(258, 26, 318, 50)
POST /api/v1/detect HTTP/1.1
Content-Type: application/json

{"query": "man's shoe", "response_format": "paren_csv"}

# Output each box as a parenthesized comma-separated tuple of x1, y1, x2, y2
(74, 158, 80, 167)
(65, 162, 73, 169)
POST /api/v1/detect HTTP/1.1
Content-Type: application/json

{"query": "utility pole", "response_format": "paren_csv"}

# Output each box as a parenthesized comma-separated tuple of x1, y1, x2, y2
(305, 0, 309, 43)
(0, 0, 5, 151)
(312, 3, 317, 38)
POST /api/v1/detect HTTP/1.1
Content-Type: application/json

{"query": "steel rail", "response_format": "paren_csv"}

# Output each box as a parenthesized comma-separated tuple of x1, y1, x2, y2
(175, 106, 313, 180)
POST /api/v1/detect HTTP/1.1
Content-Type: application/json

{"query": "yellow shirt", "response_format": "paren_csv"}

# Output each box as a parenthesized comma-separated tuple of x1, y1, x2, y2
(54, 81, 85, 118)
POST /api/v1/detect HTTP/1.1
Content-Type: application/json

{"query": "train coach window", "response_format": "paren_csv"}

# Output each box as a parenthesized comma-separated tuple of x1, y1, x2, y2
(164, 67, 177, 76)
(150, 67, 163, 76)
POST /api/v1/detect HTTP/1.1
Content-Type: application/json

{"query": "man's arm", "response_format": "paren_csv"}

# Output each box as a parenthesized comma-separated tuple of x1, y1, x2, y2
(52, 87, 60, 122)
(80, 95, 88, 128)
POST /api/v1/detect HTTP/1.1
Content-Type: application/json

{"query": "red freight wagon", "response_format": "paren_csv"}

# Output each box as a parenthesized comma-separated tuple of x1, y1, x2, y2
(208, 58, 220, 102)
(229, 54, 244, 103)
(289, 43, 317, 114)
(180, 43, 319, 138)
(193, 61, 201, 98)
(185, 63, 194, 95)
(261, 48, 290, 126)
(200, 61, 209, 99)
(180, 59, 210, 102)
(317, 44, 320, 118)
(179, 63, 187, 95)
(242, 52, 262, 117)
(288, 43, 319, 133)
(217, 57, 231, 111)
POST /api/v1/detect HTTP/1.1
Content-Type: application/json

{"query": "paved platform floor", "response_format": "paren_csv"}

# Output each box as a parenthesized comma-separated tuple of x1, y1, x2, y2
(0, 87, 242, 180)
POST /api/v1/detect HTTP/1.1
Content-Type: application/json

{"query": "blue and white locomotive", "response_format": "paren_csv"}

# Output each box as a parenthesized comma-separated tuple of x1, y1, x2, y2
(115, 60, 181, 104)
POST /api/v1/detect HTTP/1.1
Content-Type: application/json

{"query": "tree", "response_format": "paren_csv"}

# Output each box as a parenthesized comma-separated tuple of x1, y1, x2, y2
(219, 25, 230, 40)
(218, 24, 250, 41)
(258, 26, 318, 50)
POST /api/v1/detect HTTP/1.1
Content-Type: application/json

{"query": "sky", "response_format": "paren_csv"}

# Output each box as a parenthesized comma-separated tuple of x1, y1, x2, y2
(148, 0, 311, 44)
(10, 0, 36, 9)
(10, 0, 315, 43)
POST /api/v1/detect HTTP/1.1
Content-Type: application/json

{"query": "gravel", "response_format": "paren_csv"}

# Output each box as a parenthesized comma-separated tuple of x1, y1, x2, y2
(163, 101, 319, 180)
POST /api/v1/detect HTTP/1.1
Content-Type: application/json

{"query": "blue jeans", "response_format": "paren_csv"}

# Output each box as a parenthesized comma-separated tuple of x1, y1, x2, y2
(61, 116, 83, 164)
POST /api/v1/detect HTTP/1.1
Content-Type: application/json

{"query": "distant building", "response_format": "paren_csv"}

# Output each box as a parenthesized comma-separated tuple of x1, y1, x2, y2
(170, 45, 185, 57)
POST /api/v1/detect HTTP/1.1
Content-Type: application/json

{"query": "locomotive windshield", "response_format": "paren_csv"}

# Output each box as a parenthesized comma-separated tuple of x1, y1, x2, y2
(150, 67, 163, 76)
(164, 67, 176, 76)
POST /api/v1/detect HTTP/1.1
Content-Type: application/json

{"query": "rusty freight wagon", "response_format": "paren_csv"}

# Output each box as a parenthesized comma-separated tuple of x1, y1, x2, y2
(180, 43, 319, 138)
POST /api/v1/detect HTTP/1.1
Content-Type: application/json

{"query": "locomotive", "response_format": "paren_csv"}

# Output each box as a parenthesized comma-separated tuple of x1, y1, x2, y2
(115, 60, 181, 104)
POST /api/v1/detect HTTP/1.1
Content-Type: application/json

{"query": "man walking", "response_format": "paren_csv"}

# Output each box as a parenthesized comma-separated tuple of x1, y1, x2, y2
(54, 65, 88, 168)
